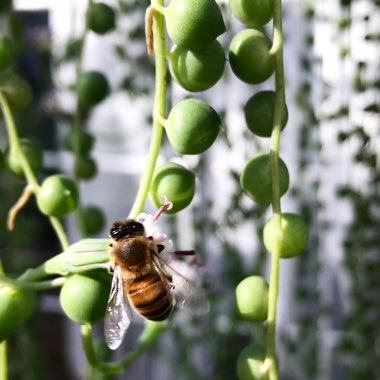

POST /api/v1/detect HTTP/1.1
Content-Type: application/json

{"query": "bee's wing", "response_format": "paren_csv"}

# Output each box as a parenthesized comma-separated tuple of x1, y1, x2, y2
(104, 265, 133, 350)
(152, 253, 210, 316)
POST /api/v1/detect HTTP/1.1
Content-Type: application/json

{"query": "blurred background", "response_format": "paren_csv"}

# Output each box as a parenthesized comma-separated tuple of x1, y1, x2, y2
(0, 0, 379, 379)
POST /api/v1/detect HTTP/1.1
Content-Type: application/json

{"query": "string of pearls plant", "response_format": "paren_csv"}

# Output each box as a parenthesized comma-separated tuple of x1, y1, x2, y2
(0, 1, 309, 379)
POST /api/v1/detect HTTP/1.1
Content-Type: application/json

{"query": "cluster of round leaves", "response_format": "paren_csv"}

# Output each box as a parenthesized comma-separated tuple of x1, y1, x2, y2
(1, 261, 110, 341)
(235, 275, 269, 380)
(0, 0, 308, 366)
(0, 34, 104, 235)
(73, 3, 111, 180)
(3, 139, 103, 235)
(156, 0, 287, 218)
(151, 0, 227, 213)
(59, 4, 113, 235)
(166, 0, 277, 90)
(166, 0, 226, 92)
(68, 4, 113, 185)
(228, 1, 275, 85)
(228, 2, 309, 379)
(1, 135, 80, 221)
(234, 211, 309, 379)
(65, 74, 106, 233)
(164, 1, 224, 156)
(0, 22, 108, 341)
(55, 2, 113, 233)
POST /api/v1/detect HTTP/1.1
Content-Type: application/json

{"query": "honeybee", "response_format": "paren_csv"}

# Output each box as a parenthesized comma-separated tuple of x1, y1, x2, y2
(104, 218, 209, 350)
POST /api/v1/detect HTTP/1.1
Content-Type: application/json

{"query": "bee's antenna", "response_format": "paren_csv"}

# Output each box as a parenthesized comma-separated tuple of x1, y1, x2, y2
(152, 195, 173, 221)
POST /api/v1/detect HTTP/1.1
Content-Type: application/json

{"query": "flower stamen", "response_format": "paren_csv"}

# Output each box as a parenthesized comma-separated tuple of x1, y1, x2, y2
(152, 195, 173, 221)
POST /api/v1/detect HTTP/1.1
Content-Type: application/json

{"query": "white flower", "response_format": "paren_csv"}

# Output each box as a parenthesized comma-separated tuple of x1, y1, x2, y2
(136, 212, 173, 255)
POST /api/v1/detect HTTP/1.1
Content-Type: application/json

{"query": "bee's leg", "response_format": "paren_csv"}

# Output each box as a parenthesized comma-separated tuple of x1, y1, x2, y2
(166, 276, 175, 291)
(108, 259, 117, 274)
(148, 238, 166, 254)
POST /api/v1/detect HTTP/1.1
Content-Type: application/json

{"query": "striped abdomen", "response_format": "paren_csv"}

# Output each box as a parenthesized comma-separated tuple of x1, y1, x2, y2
(126, 272, 174, 321)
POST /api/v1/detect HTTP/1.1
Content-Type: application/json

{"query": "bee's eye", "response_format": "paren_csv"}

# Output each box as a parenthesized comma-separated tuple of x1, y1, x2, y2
(110, 223, 126, 239)
(127, 221, 144, 234)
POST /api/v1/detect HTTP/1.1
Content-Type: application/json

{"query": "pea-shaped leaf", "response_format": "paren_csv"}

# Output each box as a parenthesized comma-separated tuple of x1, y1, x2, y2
(229, 29, 275, 84)
(167, 98, 221, 155)
(166, 0, 225, 49)
(150, 162, 196, 214)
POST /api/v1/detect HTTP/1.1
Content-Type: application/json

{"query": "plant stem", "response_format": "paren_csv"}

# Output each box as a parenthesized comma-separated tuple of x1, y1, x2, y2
(0, 340, 7, 380)
(265, 1, 286, 379)
(128, 0, 166, 219)
(0, 92, 69, 251)
(0, 261, 7, 380)
(50, 217, 70, 250)
(0, 275, 66, 290)
(0, 92, 39, 190)
(81, 321, 167, 373)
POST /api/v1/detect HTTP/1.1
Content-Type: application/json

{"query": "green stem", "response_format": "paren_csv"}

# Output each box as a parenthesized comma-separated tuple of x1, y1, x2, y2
(0, 275, 66, 290)
(0, 92, 39, 190)
(265, 1, 286, 379)
(50, 217, 70, 251)
(151, 1, 165, 15)
(0, 92, 69, 251)
(0, 261, 7, 380)
(128, 0, 167, 219)
(0, 340, 7, 380)
(81, 321, 167, 373)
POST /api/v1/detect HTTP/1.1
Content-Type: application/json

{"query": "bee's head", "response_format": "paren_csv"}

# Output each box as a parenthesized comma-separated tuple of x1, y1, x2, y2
(109, 219, 145, 241)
